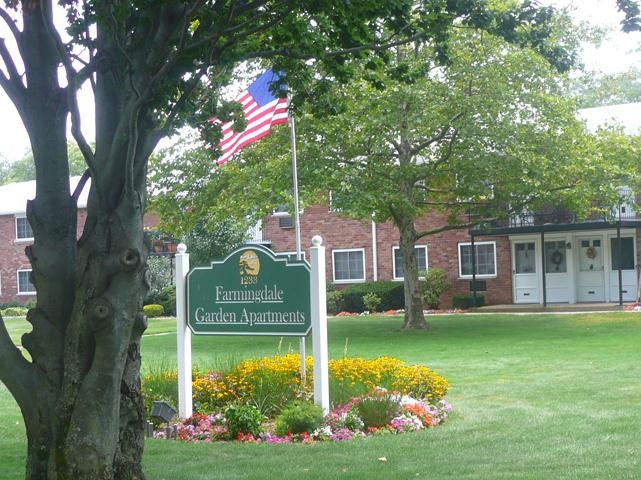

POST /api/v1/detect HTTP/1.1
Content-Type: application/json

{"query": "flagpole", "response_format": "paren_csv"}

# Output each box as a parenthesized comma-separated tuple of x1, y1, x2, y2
(290, 116, 302, 261)
(288, 107, 307, 383)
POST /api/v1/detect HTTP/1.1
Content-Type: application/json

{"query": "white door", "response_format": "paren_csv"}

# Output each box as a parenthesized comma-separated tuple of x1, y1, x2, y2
(609, 236, 637, 302)
(577, 237, 605, 302)
(545, 240, 569, 303)
(513, 241, 539, 303)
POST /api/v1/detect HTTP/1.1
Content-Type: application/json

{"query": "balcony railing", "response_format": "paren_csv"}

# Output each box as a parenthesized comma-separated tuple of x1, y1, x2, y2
(246, 220, 264, 243)
(484, 204, 640, 231)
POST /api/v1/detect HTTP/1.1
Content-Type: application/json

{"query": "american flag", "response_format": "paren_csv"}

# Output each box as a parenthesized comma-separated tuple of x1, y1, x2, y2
(216, 69, 289, 166)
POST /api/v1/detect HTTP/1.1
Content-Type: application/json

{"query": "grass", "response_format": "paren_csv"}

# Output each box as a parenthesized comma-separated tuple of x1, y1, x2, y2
(2, 312, 641, 479)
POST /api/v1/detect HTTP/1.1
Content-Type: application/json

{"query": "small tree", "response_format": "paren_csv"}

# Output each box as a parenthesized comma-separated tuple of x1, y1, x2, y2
(420, 268, 452, 310)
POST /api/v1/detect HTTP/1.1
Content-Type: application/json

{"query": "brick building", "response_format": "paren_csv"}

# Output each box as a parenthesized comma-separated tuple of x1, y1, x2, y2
(259, 204, 512, 307)
(257, 200, 641, 308)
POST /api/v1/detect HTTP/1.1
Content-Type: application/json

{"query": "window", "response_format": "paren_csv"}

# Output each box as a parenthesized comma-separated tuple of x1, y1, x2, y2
(392, 245, 428, 280)
(332, 249, 365, 282)
(515, 242, 536, 274)
(545, 241, 567, 273)
(458, 242, 496, 278)
(17, 269, 36, 295)
(15, 216, 34, 240)
(273, 204, 294, 228)
(278, 215, 293, 229)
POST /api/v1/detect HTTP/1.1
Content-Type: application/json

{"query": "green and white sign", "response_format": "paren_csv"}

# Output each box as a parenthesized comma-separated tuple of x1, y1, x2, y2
(187, 244, 311, 336)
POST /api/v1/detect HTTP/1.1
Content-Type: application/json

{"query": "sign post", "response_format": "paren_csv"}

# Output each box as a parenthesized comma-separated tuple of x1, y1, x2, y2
(310, 236, 329, 413)
(174, 243, 192, 418)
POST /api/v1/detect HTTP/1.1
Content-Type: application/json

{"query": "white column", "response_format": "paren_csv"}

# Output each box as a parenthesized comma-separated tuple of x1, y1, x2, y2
(174, 243, 192, 418)
(310, 235, 329, 413)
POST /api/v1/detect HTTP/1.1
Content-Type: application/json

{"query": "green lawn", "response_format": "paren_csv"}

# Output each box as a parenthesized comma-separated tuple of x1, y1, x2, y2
(2, 312, 641, 479)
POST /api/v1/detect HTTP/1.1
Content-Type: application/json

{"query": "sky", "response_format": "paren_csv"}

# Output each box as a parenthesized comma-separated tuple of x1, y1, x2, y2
(0, 1, 639, 163)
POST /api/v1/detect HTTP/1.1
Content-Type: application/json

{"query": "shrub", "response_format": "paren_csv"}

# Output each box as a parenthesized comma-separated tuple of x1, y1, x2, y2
(356, 389, 400, 428)
(145, 285, 176, 316)
(362, 292, 381, 313)
(192, 371, 236, 413)
(228, 354, 311, 416)
(452, 293, 485, 309)
(224, 404, 264, 439)
(326, 290, 345, 315)
(2, 307, 28, 317)
(328, 356, 402, 405)
(23, 299, 36, 309)
(390, 364, 451, 403)
(274, 401, 324, 436)
(143, 304, 165, 318)
(340, 281, 404, 313)
(420, 268, 452, 309)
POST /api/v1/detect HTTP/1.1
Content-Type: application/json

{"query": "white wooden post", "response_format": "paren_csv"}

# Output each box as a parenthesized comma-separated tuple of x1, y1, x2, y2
(310, 235, 329, 413)
(174, 243, 192, 418)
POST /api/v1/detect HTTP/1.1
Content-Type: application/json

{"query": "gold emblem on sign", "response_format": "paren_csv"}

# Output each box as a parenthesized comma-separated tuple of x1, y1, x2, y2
(239, 250, 260, 284)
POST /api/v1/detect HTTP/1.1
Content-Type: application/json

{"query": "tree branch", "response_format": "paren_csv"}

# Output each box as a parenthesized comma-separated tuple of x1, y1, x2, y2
(415, 219, 499, 239)
(0, 313, 36, 417)
(410, 113, 464, 157)
(0, 37, 26, 105)
(0, 8, 26, 106)
(39, 1, 96, 174)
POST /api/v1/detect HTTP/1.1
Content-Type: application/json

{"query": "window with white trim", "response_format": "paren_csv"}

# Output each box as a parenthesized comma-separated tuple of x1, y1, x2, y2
(15, 216, 34, 241)
(458, 242, 497, 278)
(392, 245, 428, 280)
(17, 269, 36, 295)
(332, 248, 365, 283)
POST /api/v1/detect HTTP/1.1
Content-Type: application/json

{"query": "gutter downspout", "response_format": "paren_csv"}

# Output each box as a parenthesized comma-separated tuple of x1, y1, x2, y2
(471, 233, 477, 307)
(371, 218, 378, 281)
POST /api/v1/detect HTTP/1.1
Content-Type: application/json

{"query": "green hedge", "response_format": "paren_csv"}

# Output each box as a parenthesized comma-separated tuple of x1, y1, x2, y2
(2, 307, 29, 317)
(143, 304, 165, 318)
(452, 294, 485, 309)
(338, 281, 405, 313)
(144, 285, 176, 316)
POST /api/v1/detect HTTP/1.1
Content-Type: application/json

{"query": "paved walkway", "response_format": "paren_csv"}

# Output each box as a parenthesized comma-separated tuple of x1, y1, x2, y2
(473, 302, 636, 313)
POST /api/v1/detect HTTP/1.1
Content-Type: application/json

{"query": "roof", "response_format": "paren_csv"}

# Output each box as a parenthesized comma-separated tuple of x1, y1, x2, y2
(578, 102, 641, 134)
(0, 176, 90, 215)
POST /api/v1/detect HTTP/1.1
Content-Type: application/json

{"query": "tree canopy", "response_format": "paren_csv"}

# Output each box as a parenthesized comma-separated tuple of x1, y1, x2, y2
(151, 10, 641, 330)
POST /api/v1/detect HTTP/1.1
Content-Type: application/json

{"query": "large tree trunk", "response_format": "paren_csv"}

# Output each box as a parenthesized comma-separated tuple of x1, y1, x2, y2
(397, 216, 430, 330)
(19, 185, 149, 479)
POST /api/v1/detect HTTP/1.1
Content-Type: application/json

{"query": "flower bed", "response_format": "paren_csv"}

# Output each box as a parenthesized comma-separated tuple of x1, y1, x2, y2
(144, 354, 451, 444)
(157, 391, 452, 444)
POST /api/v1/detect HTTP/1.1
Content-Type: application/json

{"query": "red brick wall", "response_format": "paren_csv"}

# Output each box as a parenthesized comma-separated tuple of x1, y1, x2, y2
(262, 205, 514, 307)
(0, 213, 34, 304)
